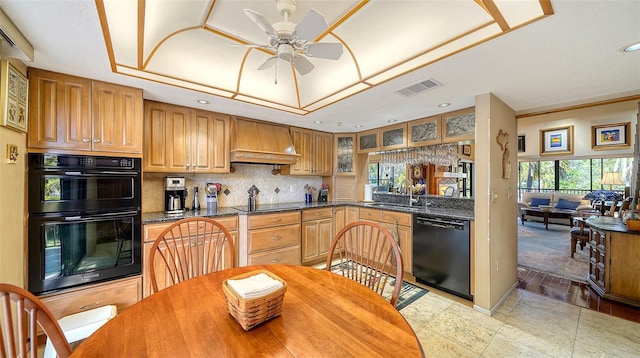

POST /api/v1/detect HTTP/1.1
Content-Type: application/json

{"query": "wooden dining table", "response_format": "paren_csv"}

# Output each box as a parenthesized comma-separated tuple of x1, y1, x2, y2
(71, 264, 424, 357)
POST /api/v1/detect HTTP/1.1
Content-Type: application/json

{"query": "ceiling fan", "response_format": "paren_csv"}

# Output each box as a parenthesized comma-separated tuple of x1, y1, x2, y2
(238, 0, 343, 77)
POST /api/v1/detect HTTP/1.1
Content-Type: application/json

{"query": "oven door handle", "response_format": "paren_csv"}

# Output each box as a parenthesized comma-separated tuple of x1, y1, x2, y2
(63, 171, 138, 176)
(63, 211, 138, 221)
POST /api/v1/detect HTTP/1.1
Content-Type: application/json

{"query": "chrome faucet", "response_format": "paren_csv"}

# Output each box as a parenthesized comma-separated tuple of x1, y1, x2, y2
(403, 178, 418, 206)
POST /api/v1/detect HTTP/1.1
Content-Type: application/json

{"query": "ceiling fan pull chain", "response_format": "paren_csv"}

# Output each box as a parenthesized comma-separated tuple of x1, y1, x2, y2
(274, 58, 278, 85)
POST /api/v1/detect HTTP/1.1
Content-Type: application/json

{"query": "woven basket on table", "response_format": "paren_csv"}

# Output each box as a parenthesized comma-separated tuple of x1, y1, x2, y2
(222, 270, 287, 331)
(626, 218, 640, 231)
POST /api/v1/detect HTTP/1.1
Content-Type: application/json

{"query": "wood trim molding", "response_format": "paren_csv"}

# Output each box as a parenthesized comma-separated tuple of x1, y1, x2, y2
(516, 95, 640, 119)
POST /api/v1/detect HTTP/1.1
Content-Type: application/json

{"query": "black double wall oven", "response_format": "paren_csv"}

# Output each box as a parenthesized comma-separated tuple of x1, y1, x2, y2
(28, 154, 142, 295)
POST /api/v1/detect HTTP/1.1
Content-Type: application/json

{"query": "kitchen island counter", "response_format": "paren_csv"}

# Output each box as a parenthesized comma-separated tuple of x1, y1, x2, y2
(143, 200, 474, 224)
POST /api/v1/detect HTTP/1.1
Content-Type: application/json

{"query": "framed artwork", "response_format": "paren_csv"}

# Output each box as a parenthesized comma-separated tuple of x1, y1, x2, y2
(591, 122, 630, 150)
(462, 144, 471, 156)
(517, 135, 526, 153)
(540, 125, 573, 155)
(6, 144, 18, 164)
(1, 60, 28, 133)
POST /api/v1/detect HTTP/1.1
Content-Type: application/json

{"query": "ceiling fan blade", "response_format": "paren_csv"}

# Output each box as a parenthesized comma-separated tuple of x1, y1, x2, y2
(228, 43, 272, 49)
(306, 43, 343, 60)
(293, 9, 328, 42)
(257, 56, 277, 71)
(243, 9, 279, 40)
(292, 56, 314, 76)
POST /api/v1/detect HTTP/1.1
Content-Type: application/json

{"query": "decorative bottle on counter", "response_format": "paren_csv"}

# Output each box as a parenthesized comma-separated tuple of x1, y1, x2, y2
(192, 186, 200, 211)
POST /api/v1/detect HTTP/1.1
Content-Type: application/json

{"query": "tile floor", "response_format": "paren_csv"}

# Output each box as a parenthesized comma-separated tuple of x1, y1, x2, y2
(402, 280, 640, 357)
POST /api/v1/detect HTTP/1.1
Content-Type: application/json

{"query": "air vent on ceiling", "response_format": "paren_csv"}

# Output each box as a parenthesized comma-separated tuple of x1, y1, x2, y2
(395, 78, 443, 97)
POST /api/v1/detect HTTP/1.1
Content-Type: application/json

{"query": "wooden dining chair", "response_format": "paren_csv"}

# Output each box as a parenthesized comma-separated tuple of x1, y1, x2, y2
(0, 283, 72, 358)
(149, 217, 236, 293)
(325, 221, 404, 307)
(605, 200, 619, 217)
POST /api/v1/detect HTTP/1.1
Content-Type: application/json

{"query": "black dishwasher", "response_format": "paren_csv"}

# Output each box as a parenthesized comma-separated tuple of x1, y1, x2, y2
(413, 215, 472, 300)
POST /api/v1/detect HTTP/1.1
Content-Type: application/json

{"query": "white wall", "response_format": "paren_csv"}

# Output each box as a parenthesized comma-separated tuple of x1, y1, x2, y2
(517, 101, 637, 160)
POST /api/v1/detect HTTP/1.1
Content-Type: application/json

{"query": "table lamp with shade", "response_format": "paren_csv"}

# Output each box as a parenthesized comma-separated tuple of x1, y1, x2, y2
(600, 172, 624, 190)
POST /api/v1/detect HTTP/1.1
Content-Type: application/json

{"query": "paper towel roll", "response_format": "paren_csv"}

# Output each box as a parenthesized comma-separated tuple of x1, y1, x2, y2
(364, 184, 373, 202)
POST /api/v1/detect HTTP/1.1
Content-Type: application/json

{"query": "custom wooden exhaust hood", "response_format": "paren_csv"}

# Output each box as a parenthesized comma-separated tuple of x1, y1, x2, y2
(229, 117, 299, 165)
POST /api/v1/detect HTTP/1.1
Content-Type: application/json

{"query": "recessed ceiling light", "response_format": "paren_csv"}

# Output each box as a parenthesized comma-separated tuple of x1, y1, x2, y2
(622, 42, 640, 52)
(314, 120, 323, 124)
(438, 102, 451, 107)
(196, 99, 209, 104)
(354, 124, 363, 128)
(387, 119, 397, 123)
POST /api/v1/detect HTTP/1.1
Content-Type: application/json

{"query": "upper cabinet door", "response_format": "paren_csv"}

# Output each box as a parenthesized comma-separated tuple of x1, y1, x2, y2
(28, 69, 92, 151)
(408, 114, 441, 147)
(334, 133, 356, 175)
(143, 101, 191, 172)
(379, 123, 407, 151)
(313, 131, 333, 175)
(191, 110, 230, 173)
(92, 81, 143, 154)
(357, 128, 379, 153)
(289, 127, 313, 175)
(441, 107, 475, 143)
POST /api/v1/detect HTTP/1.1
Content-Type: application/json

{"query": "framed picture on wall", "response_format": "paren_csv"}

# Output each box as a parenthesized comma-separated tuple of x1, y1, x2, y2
(1, 60, 28, 133)
(591, 122, 630, 150)
(540, 125, 573, 155)
(517, 135, 525, 153)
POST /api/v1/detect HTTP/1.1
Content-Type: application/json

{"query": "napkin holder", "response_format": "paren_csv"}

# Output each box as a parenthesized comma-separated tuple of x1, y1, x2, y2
(222, 270, 287, 330)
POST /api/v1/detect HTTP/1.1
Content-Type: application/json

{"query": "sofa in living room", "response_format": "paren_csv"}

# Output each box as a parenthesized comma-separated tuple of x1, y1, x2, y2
(518, 191, 594, 225)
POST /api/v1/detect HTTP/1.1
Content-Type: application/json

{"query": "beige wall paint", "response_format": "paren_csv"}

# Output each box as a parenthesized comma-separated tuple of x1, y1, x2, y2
(473, 93, 518, 312)
(518, 101, 637, 160)
(0, 54, 27, 287)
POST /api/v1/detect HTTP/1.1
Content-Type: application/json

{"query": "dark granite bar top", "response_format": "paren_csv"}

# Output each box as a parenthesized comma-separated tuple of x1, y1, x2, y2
(586, 216, 640, 234)
(143, 201, 474, 224)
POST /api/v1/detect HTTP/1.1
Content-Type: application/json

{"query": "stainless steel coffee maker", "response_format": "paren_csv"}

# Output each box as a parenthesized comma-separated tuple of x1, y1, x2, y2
(164, 176, 187, 214)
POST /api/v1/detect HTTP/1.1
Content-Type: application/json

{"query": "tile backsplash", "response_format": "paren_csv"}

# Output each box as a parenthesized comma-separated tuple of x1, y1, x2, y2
(142, 163, 323, 212)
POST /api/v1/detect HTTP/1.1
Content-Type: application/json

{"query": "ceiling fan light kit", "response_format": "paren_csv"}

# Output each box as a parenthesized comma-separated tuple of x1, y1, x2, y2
(240, 0, 344, 77)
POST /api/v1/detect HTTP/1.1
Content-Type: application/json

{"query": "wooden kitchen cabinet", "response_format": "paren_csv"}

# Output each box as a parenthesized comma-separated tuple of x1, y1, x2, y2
(238, 211, 301, 266)
(407, 107, 475, 147)
(313, 130, 333, 175)
(380, 123, 407, 151)
(286, 127, 332, 175)
(142, 216, 238, 297)
(40, 276, 142, 319)
(28, 69, 91, 151)
(356, 128, 379, 153)
(288, 127, 313, 175)
(332, 176, 358, 201)
(334, 133, 356, 175)
(587, 224, 640, 306)
(91, 81, 143, 154)
(440, 107, 475, 143)
(301, 208, 334, 265)
(143, 101, 230, 173)
(28, 69, 143, 155)
(408, 114, 441, 147)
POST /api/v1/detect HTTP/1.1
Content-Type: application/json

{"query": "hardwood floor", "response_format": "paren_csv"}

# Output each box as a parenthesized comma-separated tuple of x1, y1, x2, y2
(517, 267, 640, 324)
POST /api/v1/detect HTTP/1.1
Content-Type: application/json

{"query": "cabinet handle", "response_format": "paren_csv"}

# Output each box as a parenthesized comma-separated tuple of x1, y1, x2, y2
(272, 236, 282, 240)
(93, 139, 100, 143)
(82, 138, 90, 143)
(272, 218, 282, 222)
(79, 301, 101, 310)
(271, 258, 281, 263)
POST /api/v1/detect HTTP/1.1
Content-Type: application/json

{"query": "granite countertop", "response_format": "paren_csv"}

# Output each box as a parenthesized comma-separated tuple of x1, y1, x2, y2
(586, 216, 639, 234)
(143, 201, 474, 224)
